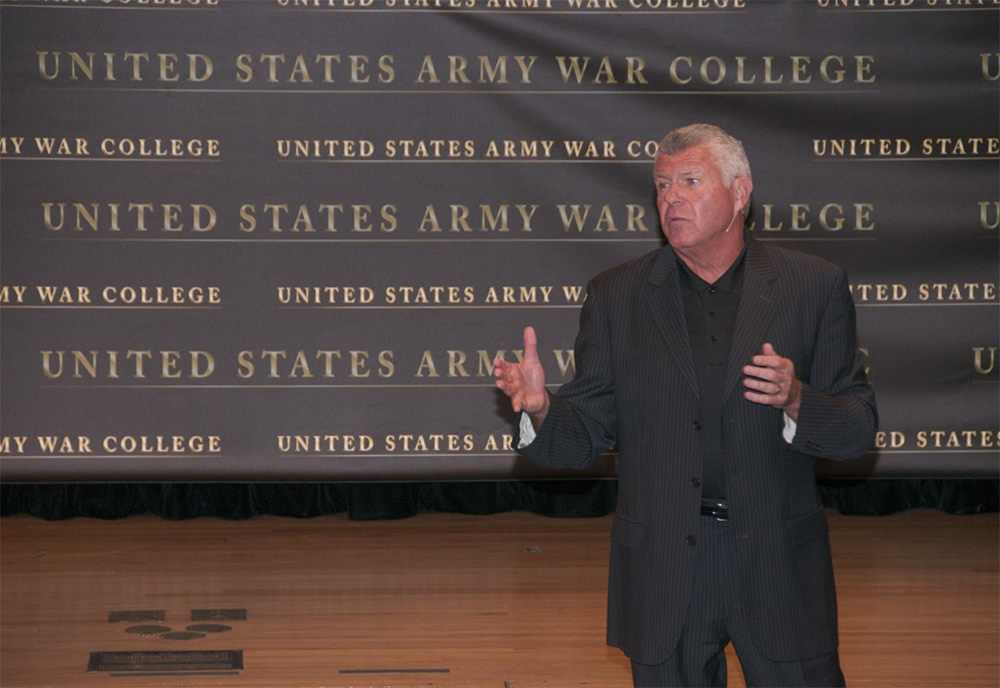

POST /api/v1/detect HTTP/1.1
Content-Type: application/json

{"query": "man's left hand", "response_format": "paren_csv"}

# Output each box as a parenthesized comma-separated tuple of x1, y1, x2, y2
(743, 343, 802, 421)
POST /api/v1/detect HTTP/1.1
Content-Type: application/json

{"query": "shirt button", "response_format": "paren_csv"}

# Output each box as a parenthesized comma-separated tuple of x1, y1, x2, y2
(686, 535, 697, 546)
(690, 477, 701, 488)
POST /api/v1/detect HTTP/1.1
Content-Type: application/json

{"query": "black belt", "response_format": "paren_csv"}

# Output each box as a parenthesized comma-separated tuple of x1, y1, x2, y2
(700, 499, 729, 521)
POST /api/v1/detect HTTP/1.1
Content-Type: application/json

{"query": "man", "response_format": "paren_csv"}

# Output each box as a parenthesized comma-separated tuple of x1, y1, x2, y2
(493, 123, 877, 687)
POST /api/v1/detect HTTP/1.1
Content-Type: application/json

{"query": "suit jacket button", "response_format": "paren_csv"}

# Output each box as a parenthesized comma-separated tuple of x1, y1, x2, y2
(692, 420, 703, 430)
(690, 477, 701, 488)
(686, 535, 697, 546)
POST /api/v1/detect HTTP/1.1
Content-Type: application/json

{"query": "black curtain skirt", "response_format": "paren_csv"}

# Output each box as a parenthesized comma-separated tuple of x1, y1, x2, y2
(2, 479, 997, 521)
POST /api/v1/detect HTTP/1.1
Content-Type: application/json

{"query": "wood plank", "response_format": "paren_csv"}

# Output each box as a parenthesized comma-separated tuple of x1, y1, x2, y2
(1, 509, 996, 687)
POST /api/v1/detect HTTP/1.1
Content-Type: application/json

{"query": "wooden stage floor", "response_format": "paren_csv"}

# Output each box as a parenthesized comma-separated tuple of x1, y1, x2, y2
(1, 508, 997, 688)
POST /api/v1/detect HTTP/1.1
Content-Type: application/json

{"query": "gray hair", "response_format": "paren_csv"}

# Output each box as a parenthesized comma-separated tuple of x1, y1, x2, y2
(657, 123, 752, 186)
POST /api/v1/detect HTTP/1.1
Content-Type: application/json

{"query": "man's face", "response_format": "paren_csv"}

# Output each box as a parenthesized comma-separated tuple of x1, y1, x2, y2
(654, 144, 749, 257)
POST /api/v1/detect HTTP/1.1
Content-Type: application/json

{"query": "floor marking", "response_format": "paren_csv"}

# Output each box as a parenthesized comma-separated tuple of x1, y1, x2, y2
(340, 668, 451, 674)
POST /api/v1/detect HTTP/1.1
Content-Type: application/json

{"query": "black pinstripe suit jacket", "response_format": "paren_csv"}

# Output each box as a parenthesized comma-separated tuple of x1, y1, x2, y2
(518, 238, 878, 664)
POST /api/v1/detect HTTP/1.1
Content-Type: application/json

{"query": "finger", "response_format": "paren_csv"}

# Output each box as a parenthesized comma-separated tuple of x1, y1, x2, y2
(744, 383, 784, 408)
(523, 326, 539, 363)
(743, 364, 778, 385)
(745, 376, 779, 395)
(755, 342, 785, 367)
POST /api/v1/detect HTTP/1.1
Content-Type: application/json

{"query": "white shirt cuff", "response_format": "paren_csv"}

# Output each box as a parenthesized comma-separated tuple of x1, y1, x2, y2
(518, 413, 537, 449)
(782, 413, 797, 443)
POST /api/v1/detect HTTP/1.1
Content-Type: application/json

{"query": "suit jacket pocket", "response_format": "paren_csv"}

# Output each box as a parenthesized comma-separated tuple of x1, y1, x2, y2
(611, 514, 645, 550)
(784, 509, 829, 547)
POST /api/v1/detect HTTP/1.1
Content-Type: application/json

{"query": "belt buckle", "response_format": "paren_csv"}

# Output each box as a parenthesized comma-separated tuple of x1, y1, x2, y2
(702, 501, 728, 521)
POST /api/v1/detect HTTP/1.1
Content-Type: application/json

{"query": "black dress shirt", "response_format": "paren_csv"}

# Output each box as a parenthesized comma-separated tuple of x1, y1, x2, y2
(676, 246, 747, 500)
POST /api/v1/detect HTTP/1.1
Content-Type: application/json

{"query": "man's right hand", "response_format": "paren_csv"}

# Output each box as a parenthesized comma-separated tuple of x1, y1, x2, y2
(493, 326, 549, 429)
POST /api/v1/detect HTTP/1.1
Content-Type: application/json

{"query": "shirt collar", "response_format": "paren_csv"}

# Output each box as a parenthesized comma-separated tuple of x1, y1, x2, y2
(676, 242, 748, 295)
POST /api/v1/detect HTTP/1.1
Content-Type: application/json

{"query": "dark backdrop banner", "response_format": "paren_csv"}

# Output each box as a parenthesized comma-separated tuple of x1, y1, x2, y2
(1, 0, 997, 482)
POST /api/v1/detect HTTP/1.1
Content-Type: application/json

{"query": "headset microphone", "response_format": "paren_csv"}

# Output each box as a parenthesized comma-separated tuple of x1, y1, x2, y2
(726, 206, 742, 233)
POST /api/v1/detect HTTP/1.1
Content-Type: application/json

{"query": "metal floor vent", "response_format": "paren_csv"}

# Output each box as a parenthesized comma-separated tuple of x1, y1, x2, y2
(88, 650, 243, 674)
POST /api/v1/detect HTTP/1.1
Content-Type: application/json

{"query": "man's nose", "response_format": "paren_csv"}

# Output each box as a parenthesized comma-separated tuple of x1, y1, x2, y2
(661, 186, 682, 205)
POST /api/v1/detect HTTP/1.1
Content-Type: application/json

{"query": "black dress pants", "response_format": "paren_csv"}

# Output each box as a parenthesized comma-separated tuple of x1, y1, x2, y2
(630, 515, 846, 688)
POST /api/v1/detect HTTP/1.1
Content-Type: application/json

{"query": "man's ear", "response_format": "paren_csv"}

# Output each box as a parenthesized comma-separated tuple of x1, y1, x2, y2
(734, 176, 754, 214)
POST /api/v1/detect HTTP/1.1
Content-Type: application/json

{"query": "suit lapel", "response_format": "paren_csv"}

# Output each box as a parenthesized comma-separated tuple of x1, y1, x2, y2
(644, 247, 700, 398)
(724, 239, 780, 401)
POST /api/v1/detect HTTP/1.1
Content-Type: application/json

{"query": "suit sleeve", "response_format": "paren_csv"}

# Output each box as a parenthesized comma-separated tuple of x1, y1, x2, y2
(790, 268, 878, 460)
(516, 281, 618, 469)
